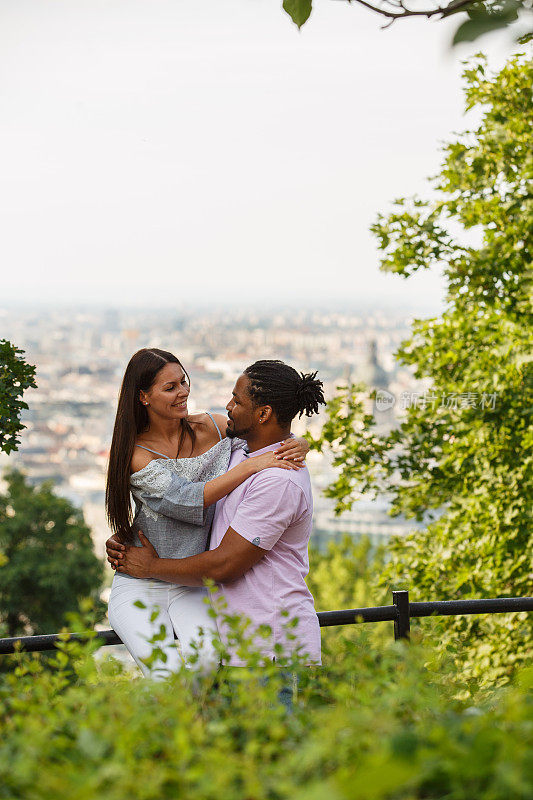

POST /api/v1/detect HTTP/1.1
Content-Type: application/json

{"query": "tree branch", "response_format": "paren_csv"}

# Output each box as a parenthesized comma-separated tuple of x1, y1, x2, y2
(339, 0, 479, 21)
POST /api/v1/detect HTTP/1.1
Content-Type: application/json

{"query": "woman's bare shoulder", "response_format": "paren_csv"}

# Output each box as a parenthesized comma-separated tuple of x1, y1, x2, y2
(130, 446, 157, 475)
(187, 412, 210, 425)
(207, 412, 228, 439)
(188, 411, 227, 438)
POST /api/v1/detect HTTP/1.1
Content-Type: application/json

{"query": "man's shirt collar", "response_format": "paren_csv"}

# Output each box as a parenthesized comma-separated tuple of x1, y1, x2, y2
(242, 435, 293, 458)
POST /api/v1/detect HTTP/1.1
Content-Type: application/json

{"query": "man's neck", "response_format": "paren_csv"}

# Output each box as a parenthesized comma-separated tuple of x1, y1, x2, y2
(244, 427, 291, 454)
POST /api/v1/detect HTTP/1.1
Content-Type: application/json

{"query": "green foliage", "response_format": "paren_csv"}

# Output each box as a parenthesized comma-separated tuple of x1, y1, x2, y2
(0, 612, 532, 800)
(0, 470, 105, 637)
(307, 535, 390, 660)
(308, 52, 533, 686)
(308, 535, 384, 612)
(0, 340, 36, 455)
(307, 386, 397, 515)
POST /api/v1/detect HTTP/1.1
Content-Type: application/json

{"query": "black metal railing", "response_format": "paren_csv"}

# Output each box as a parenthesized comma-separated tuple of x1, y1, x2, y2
(1, 590, 532, 655)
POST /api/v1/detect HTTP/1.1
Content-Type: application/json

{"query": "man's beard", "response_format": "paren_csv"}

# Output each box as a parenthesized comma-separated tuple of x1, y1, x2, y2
(226, 422, 251, 440)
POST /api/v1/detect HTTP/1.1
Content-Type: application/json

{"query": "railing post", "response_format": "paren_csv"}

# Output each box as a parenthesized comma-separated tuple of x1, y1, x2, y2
(393, 590, 410, 641)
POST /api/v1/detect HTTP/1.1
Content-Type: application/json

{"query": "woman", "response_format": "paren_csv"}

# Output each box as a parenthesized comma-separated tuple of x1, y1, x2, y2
(105, 348, 309, 679)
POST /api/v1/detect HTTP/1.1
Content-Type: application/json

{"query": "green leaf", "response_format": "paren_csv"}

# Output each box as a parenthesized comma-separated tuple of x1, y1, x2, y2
(452, 0, 521, 44)
(283, 0, 312, 28)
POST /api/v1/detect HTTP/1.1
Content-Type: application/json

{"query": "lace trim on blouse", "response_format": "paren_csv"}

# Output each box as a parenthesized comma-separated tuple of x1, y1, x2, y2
(129, 437, 242, 523)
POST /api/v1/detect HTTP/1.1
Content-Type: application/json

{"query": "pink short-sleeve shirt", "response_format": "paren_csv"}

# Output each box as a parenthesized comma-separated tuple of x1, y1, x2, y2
(209, 441, 321, 667)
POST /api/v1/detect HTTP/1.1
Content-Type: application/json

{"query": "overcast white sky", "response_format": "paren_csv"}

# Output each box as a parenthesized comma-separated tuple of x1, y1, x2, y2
(0, 0, 516, 311)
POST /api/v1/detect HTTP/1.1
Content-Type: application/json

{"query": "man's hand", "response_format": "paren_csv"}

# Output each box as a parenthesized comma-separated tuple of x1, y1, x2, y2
(108, 531, 159, 579)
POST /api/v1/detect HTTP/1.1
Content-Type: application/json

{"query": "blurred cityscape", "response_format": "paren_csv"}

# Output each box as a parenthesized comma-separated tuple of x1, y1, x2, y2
(0, 304, 429, 572)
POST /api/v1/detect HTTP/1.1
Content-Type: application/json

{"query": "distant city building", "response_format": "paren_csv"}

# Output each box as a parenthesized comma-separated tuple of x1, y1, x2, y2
(1, 305, 428, 559)
(353, 339, 389, 390)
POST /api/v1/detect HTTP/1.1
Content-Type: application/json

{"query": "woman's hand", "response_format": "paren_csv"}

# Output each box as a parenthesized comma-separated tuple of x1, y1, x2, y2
(249, 450, 304, 474)
(106, 535, 125, 568)
(110, 531, 159, 578)
(273, 436, 310, 463)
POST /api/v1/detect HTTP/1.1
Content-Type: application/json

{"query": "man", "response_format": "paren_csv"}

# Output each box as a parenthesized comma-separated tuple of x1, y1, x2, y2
(107, 359, 326, 667)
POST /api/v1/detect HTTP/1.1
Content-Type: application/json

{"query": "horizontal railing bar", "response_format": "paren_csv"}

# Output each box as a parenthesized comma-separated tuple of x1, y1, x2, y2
(410, 597, 533, 618)
(0, 613, 397, 654)
(0, 630, 122, 655)
(1, 596, 531, 655)
(318, 606, 398, 626)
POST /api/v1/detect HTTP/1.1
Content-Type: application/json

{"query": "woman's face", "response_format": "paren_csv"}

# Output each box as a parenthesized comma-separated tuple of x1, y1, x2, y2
(140, 362, 190, 421)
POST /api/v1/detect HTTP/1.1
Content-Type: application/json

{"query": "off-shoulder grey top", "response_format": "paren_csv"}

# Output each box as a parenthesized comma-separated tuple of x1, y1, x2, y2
(126, 419, 243, 575)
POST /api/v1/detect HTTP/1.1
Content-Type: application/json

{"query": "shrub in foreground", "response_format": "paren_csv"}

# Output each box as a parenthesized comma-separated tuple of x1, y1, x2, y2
(0, 606, 531, 800)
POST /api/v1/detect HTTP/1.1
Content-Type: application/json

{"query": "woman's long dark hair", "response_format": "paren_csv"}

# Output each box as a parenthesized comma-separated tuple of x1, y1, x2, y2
(105, 348, 195, 543)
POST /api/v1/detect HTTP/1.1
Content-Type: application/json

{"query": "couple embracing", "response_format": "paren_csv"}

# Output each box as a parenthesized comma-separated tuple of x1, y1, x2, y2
(105, 349, 325, 679)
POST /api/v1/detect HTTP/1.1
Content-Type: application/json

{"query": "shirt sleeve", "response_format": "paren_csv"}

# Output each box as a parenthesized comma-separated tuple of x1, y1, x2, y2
(228, 472, 305, 551)
(130, 461, 206, 526)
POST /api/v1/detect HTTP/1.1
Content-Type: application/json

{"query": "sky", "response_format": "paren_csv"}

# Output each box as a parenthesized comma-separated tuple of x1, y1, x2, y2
(0, 0, 518, 312)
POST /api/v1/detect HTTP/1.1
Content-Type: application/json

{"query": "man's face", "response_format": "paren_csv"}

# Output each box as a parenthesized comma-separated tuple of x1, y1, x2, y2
(225, 375, 258, 439)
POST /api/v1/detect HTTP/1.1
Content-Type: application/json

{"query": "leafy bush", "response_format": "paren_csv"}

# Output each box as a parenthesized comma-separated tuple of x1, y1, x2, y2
(307, 51, 533, 689)
(0, 340, 36, 455)
(307, 535, 390, 662)
(0, 470, 105, 637)
(0, 601, 531, 800)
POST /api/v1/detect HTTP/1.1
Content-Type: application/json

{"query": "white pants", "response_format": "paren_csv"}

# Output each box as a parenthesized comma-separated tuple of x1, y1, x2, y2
(108, 573, 219, 680)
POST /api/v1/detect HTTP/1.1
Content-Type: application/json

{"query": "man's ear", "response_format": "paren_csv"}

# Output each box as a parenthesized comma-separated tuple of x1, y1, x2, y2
(258, 405, 273, 424)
